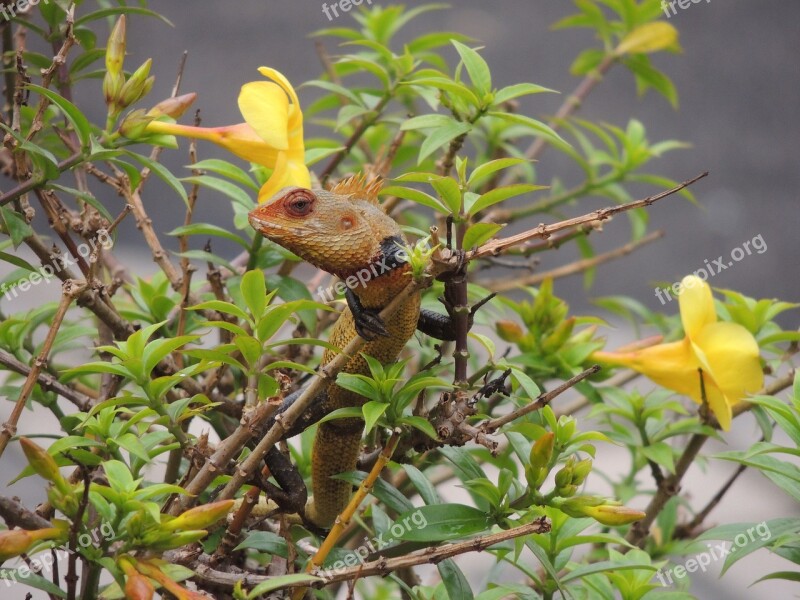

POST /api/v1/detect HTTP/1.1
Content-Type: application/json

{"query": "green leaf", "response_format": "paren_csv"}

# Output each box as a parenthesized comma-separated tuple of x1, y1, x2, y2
(468, 158, 529, 187)
(181, 175, 253, 208)
(167, 223, 249, 248)
(462, 223, 503, 250)
(560, 560, 657, 583)
(398, 416, 439, 441)
(754, 571, 800, 584)
(452, 41, 492, 96)
(641, 442, 676, 473)
(0, 206, 33, 248)
(430, 176, 462, 214)
(303, 79, 363, 106)
(235, 531, 288, 557)
(123, 151, 188, 206)
(241, 270, 267, 319)
(46, 183, 114, 223)
(176, 250, 236, 274)
(405, 77, 481, 108)
(362, 400, 388, 434)
(401, 114, 454, 131)
(0, 568, 67, 598)
(394, 504, 492, 542)
(438, 558, 474, 600)
(418, 121, 472, 164)
(26, 84, 91, 147)
(381, 185, 446, 213)
(246, 574, 323, 599)
(189, 300, 250, 323)
(488, 111, 567, 145)
(317, 407, 363, 425)
(403, 464, 441, 505)
(0, 251, 35, 272)
(466, 184, 546, 216)
(73, 7, 173, 28)
(493, 83, 557, 105)
(189, 159, 258, 191)
(102, 459, 137, 494)
(336, 472, 414, 514)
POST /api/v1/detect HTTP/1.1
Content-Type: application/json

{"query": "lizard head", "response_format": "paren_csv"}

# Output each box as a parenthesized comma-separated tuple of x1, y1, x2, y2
(248, 182, 404, 278)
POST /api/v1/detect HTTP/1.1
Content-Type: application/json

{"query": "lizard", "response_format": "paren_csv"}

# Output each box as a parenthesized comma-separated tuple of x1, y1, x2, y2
(246, 174, 478, 529)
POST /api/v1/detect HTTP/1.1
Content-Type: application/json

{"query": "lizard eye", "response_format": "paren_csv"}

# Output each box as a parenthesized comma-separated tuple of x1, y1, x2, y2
(284, 189, 315, 217)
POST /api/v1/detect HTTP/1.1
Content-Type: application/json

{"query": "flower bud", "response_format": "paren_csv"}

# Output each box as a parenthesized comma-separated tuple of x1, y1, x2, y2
(557, 495, 605, 519)
(135, 560, 212, 600)
(142, 529, 207, 551)
(525, 432, 554, 489)
(119, 109, 155, 139)
(570, 458, 593, 486)
(0, 529, 33, 560)
(496, 320, 524, 343)
(163, 500, 235, 532)
(559, 496, 644, 526)
(581, 504, 646, 526)
(119, 556, 155, 600)
(103, 71, 125, 112)
(0, 527, 64, 561)
(19, 437, 62, 485)
(554, 462, 573, 489)
(105, 16, 126, 77)
(146, 93, 197, 119)
(119, 59, 153, 108)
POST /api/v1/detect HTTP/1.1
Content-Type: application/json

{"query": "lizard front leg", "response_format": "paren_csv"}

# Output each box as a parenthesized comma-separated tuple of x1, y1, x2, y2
(416, 292, 497, 341)
(345, 287, 390, 340)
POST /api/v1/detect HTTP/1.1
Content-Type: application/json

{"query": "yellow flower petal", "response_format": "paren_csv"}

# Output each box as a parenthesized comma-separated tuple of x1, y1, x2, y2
(703, 381, 733, 431)
(594, 339, 702, 399)
(257, 66, 299, 107)
(238, 81, 290, 150)
(692, 321, 764, 404)
(679, 276, 716, 339)
(258, 152, 290, 203)
(144, 121, 280, 167)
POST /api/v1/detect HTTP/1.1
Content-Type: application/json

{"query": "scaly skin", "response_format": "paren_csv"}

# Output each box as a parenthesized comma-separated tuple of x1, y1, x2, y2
(248, 176, 420, 527)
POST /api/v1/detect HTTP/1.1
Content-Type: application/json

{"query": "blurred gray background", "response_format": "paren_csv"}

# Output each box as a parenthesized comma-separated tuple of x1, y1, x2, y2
(2, 1, 799, 598)
(106, 0, 800, 312)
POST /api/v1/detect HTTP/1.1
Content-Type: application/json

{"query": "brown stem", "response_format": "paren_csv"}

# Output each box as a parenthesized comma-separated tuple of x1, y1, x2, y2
(0, 279, 85, 458)
(472, 173, 707, 260)
(0, 350, 92, 410)
(186, 517, 551, 591)
(482, 365, 600, 432)
(625, 371, 796, 547)
(481, 230, 664, 292)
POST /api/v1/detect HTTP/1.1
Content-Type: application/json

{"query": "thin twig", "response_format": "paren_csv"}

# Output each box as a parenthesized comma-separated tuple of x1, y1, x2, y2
(0, 279, 85, 458)
(482, 230, 664, 292)
(472, 173, 707, 260)
(625, 370, 796, 548)
(294, 429, 403, 599)
(185, 517, 551, 590)
(481, 365, 601, 432)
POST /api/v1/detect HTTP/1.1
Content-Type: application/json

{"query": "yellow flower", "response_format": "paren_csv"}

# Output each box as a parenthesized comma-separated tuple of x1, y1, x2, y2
(144, 67, 310, 203)
(593, 275, 763, 430)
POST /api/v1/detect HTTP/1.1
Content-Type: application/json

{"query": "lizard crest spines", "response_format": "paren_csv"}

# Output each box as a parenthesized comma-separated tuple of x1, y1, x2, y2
(328, 173, 383, 206)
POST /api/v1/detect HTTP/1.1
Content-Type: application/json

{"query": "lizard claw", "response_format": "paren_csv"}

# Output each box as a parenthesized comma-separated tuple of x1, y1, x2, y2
(354, 309, 390, 341)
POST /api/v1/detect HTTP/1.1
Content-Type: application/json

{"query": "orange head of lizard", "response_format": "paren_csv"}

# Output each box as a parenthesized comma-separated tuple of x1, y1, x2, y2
(248, 185, 405, 279)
